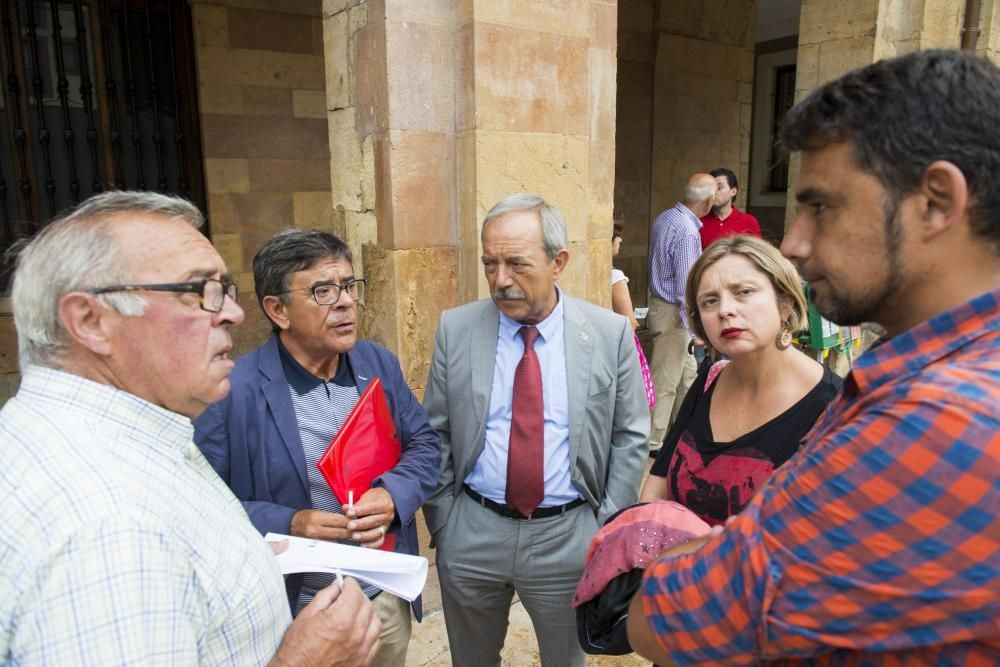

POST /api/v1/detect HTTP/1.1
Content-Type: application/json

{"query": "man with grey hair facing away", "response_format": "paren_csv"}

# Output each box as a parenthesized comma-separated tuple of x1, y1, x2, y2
(0, 191, 380, 666)
(423, 193, 649, 666)
(646, 173, 717, 457)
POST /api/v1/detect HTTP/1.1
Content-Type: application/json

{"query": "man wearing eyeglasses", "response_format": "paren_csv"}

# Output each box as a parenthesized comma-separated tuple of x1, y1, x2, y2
(194, 229, 441, 667)
(0, 192, 380, 665)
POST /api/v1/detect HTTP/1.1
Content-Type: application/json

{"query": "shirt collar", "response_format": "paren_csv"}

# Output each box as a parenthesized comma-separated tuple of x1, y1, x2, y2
(847, 288, 1000, 396)
(498, 285, 565, 344)
(676, 202, 704, 229)
(704, 207, 740, 223)
(18, 365, 195, 453)
(276, 336, 352, 389)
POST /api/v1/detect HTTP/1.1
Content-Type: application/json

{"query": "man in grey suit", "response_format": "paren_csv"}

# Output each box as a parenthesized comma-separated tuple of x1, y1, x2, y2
(423, 193, 649, 666)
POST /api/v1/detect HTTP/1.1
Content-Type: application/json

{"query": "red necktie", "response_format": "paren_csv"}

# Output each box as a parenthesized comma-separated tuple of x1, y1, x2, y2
(506, 326, 545, 516)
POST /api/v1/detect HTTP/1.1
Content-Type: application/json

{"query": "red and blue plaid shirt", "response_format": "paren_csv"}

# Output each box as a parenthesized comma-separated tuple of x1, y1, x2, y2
(641, 289, 1000, 665)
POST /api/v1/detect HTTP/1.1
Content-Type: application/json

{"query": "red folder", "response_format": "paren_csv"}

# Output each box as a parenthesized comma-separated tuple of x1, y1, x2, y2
(316, 377, 401, 551)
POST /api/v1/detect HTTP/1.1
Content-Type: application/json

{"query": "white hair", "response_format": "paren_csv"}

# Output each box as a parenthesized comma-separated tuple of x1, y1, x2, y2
(482, 193, 568, 261)
(9, 191, 204, 371)
(683, 181, 716, 205)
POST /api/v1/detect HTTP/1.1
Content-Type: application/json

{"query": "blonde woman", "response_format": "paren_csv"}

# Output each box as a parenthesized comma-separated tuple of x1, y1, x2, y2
(639, 235, 840, 525)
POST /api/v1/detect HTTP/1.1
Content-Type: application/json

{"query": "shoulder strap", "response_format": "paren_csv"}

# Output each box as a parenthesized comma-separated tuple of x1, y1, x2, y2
(704, 360, 730, 393)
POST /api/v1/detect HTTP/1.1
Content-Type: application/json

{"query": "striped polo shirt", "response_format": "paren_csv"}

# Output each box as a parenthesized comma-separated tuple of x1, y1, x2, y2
(277, 341, 381, 610)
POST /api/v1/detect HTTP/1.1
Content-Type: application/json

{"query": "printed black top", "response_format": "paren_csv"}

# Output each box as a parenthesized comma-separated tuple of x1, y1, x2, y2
(650, 361, 841, 525)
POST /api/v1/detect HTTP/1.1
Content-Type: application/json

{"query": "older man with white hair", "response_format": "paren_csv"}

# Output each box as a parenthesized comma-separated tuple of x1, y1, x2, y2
(0, 191, 380, 666)
(646, 173, 717, 456)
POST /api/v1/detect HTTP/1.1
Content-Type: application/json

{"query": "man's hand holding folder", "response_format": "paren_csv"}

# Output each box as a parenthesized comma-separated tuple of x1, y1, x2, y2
(289, 489, 394, 548)
(315, 377, 402, 551)
(345, 487, 395, 546)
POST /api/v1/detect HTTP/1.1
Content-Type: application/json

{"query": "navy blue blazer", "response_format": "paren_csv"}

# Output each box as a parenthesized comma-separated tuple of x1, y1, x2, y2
(193, 335, 441, 619)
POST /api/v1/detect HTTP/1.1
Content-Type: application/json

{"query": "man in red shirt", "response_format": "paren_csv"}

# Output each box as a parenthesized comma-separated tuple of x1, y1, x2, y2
(699, 167, 762, 249)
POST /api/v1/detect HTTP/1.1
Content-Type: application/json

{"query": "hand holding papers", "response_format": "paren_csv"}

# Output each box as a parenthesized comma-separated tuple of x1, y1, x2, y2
(266, 533, 428, 602)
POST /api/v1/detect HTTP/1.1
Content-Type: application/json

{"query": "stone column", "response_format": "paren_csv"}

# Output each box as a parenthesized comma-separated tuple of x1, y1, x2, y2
(975, 0, 1000, 63)
(322, 0, 458, 392)
(456, 0, 618, 308)
(786, 0, 974, 227)
(795, 0, 960, 101)
(324, 0, 619, 393)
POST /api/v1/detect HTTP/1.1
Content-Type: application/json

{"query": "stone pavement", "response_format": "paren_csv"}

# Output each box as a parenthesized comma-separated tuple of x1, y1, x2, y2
(404, 506, 649, 666)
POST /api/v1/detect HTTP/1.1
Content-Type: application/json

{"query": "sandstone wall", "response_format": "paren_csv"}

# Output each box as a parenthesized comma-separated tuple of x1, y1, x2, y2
(982, 0, 1000, 62)
(6, 1, 1000, 406)
(324, 0, 619, 394)
(785, 0, 986, 229)
(457, 0, 619, 312)
(192, 0, 331, 356)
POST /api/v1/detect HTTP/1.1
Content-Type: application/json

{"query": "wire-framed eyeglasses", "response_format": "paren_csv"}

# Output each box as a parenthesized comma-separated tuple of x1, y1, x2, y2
(277, 278, 367, 305)
(88, 278, 238, 313)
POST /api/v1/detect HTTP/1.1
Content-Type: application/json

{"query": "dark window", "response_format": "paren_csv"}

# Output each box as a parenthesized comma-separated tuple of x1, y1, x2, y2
(0, 0, 204, 283)
(766, 64, 796, 192)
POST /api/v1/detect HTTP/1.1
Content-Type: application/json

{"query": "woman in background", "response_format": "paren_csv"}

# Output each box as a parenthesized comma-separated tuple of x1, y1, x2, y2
(639, 235, 840, 525)
(611, 222, 639, 330)
(612, 220, 655, 407)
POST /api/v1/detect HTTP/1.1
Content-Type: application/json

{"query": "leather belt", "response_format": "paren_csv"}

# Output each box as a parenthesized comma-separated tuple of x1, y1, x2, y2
(463, 485, 586, 520)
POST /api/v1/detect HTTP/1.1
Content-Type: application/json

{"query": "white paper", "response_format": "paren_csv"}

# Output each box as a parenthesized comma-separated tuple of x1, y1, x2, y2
(264, 533, 428, 602)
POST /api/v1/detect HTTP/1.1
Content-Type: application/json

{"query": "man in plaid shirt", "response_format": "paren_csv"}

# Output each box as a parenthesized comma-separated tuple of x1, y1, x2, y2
(628, 50, 1000, 665)
(0, 192, 381, 665)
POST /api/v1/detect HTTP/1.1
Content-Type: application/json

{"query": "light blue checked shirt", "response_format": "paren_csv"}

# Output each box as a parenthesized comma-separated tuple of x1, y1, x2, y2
(648, 202, 703, 333)
(0, 367, 291, 665)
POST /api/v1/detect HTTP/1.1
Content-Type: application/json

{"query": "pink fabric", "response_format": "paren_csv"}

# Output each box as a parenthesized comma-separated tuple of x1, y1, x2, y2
(572, 500, 711, 607)
(704, 359, 730, 393)
(635, 334, 656, 407)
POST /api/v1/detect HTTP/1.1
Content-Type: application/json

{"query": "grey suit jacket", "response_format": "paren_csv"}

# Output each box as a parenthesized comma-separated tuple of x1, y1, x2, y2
(422, 295, 649, 539)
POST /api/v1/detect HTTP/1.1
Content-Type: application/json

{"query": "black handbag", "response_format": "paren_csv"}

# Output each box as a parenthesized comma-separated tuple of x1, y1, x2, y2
(575, 567, 644, 655)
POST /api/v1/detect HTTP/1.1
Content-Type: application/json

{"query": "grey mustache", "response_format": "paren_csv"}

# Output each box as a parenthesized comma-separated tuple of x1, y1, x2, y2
(493, 288, 527, 300)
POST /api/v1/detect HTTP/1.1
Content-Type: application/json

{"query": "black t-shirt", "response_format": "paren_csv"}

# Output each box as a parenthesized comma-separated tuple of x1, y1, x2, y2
(650, 362, 841, 526)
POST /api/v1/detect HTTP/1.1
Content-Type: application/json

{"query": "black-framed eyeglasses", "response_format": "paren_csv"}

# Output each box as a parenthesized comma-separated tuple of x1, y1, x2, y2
(88, 278, 238, 313)
(277, 278, 366, 305)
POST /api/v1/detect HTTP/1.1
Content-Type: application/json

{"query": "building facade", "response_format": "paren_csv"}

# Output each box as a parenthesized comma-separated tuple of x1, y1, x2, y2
(0, 0, 998, 402)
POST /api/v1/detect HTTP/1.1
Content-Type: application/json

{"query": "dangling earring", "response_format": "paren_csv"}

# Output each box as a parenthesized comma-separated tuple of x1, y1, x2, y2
(775, 321, 793, 350)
